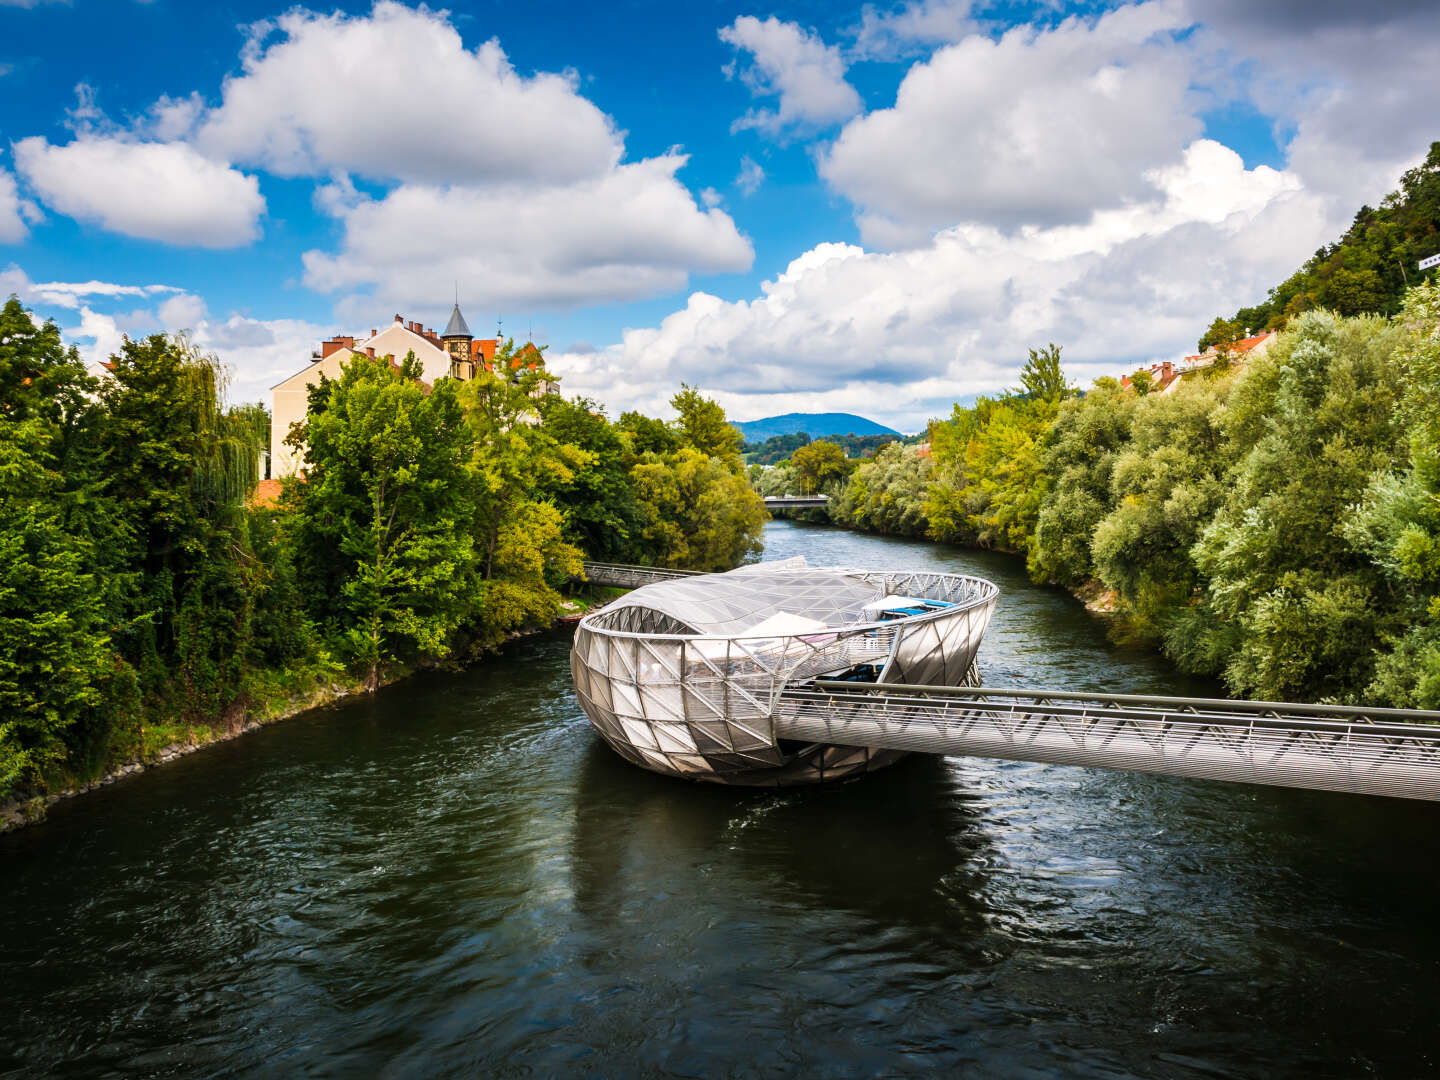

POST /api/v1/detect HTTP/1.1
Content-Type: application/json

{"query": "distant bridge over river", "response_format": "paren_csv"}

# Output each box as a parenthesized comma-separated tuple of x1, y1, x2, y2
(763, 495, 830, 510)
(577, 562, 1440, 801)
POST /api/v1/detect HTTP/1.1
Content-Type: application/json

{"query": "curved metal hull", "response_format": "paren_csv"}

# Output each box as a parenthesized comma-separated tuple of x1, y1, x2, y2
(570, 566, 996, 785)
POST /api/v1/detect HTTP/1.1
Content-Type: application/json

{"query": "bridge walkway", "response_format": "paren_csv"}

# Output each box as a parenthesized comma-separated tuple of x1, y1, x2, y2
(578, 561, 1440, 801)
(778, 681, 1440, 801)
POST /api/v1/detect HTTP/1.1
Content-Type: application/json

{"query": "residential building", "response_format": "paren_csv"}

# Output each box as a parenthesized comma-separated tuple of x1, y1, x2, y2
(269, 303, 552, 478)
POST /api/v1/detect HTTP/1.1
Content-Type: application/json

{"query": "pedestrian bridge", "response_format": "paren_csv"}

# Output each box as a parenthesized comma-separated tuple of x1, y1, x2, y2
(763, 495, 830, 510)
(573, 561, 1440, 801)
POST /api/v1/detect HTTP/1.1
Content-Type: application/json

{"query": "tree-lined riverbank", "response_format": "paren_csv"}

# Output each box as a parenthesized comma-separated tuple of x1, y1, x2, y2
(0, 300, 764, 806)
(760, 287, 1440, 708)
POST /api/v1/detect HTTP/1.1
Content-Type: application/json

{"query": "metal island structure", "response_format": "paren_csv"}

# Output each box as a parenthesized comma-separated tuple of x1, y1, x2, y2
(572, 560, 1440, 800)
(571, 558, 997, 785)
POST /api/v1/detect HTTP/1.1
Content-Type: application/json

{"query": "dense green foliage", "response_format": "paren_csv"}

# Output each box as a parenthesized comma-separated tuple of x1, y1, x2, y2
(0, 306, 763, 800)
(744, 431, 900, 464)
(1200, 143, 1440, 349)
(764, 304, 1440, 707)
(832, 441, 933, 537)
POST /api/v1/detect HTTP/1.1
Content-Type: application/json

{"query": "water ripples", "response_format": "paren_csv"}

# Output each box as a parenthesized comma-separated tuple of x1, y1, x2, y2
(3, 522, 1439, 1077)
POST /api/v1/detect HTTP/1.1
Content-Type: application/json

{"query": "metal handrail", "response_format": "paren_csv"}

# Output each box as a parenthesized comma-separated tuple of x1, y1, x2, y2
(805, 680, 1440, 728)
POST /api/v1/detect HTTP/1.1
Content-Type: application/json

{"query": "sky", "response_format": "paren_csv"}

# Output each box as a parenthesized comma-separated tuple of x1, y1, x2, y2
(2, 0, 1438, 432)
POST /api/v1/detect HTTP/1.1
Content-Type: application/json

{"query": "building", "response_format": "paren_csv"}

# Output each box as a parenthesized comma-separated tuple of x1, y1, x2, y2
(269, 303, 551, 478)
(1119, 330, 1279, 396)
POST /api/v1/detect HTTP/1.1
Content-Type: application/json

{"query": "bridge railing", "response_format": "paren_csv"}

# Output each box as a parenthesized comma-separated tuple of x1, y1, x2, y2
(581, 561, 701, 589)
(762, 495, 830, 510)
(776, 680, 1440, 801)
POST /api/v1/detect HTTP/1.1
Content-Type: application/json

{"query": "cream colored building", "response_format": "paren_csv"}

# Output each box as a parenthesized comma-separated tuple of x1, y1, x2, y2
(270, 306, 498, 478)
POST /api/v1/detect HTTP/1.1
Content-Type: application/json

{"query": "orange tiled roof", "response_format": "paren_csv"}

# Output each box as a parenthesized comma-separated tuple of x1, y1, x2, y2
(1183, 330, 1275, 364)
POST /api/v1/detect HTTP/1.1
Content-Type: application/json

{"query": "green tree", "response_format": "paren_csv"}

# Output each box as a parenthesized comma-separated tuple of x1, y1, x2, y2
(1165, 311, 1407, 700)
(291, 353, 478, 689)
(1029, 381, 1137, 585)
(1016, 343, 1074, 401)
(631, 448, 766, 570)
(617, 410, 683, 458)
(790, 439, 854, 494)
(1088, 379, 1234, 638)
(671, 384, 743, 464)
(1345, 282, 1440, 706)
(834, 441, 933, 537)
(534, 395, 643, 562)
(0, 299, 134, 795)
(99, 334, 265, 723)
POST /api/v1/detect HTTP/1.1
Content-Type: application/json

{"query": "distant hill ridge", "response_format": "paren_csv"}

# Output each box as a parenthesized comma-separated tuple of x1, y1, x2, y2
(733, 412, 900, 442)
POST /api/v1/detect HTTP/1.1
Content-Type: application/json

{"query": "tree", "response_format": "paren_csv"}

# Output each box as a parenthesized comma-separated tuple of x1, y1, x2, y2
(1165, 311, 1407, 700)
(1016, 343, 1074, 401)
(291, 352, 478, 689)
(0, 299, 133, 796)
(631, 448, 766, 570)
(671, 384, 743, 463)
(790, 439, 854, 494)
(1345, 281, 1440, 706)
(1029, 381, 1137, 585)
(534, 395, 643, 562)
(1088, 379, 1233, 639)
(833, 441, 933, 537)
(617, 410, 683, 457)
(99, 334, 265, 723)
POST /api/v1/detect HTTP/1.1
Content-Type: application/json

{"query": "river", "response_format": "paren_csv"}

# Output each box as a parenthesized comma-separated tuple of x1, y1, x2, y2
(2, 520, 1437, 1078)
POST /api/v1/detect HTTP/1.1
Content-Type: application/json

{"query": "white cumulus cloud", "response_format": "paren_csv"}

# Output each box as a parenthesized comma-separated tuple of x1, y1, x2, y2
(822, 1, 1201, 247)
(304, 153, 752, 312)
(157, 292, 209, 330)
(0, 168, 41, 242)
(550, 141, 1326, 432)
(719, 16, 862, 138)
(848, 0, 977, 60)
(194, 1, 620, 186)
(14, 136, 265, 247)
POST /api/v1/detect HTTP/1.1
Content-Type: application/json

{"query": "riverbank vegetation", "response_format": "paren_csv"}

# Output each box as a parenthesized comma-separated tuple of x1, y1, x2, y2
(759, 286, 1440, 708)
(0, 311, 763, 800)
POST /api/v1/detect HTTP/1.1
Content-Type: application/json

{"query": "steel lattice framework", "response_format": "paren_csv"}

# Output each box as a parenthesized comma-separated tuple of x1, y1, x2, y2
(571, 560, 998, 785)
(777, 682, 1440, 801)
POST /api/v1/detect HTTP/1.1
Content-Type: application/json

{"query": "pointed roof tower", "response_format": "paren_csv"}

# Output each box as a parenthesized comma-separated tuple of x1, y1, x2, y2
(442, 302, 471, 340)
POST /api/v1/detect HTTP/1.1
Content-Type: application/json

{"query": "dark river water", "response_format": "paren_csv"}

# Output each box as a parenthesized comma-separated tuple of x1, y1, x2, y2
(3, 520, 1439, 1078)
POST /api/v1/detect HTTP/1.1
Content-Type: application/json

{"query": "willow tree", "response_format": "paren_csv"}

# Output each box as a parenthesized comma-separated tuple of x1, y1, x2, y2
(99, 333, 267, 723)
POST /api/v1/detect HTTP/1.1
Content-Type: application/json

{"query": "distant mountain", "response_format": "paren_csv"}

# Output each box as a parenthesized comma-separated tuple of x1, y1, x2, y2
(733, 412, 900, 442)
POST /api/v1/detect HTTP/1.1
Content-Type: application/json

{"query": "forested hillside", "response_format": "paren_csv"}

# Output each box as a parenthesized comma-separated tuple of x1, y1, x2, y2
(0, 306, 764, 802)
(732, 412, 899, 442)
(1199, 142, 1440, 350)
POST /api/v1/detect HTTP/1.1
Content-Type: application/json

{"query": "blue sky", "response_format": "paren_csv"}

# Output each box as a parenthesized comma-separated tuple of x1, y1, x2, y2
(2, 0, 1436, 430)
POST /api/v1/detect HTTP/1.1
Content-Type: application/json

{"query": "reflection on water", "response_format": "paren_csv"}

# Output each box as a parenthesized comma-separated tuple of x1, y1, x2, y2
(2, 521, 1438, 1077)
